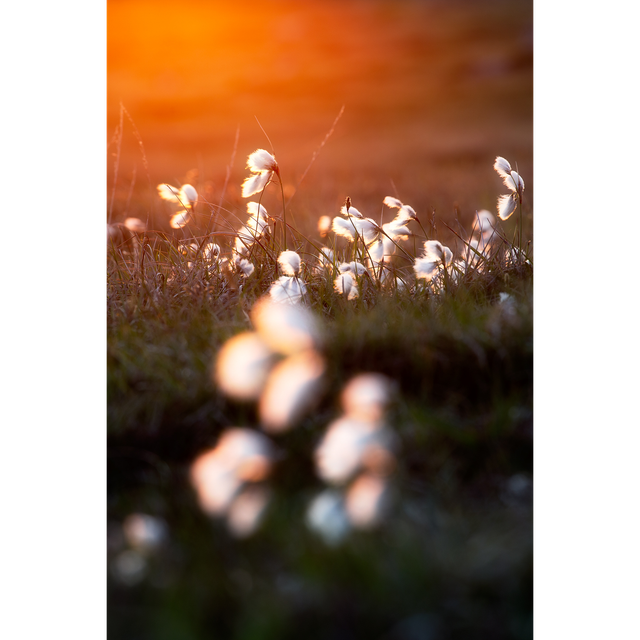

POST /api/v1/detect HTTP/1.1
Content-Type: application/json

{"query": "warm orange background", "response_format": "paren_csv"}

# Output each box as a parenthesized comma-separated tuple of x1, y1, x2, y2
(108, 0, 532, 235)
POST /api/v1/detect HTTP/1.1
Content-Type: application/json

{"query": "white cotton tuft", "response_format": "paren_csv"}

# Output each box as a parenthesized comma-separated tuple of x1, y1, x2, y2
(332, 216, 356, 241)
(259, 350, 326, 433)
(510, 171, 525, 193)
(124, 217, 147, 233)
(157, 183, 181, 203)
(318, 215, 332, 237)
(214, 333, 275, 401)
(247, 201, 268, 220)
(170, 210, 191, 229)
(242, 172, 271, 198)
(473, 210, 495, 234)
(420, 241, 452, 266)
(247, 149, 278, 173)
(494, 156, 512, 179)
(339, 261, 369, 276)
(497, 193, 517, 220)
(414, 257, 439, 281)
(179, 184, 198, 208)
(383, 196, 403, 209)
(268, 276, 306, 305)
(234, 256, 255, 277)
(353, 217, 380, 245)
(334, 272, 359, 300)
(278, 250, 301, 276)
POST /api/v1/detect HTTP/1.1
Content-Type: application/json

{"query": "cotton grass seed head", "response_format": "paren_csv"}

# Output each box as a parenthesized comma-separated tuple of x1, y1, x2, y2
(268, 276, 307, 305)
(157, 183, 198, 210)
(247, 149, 278, 173)
(413, 257, 439, 281)
(214, 332, 275, 401)
(259, 350, 326, 434)
(123, 217, 147, 233)
(170, 210, 191, 229)
(251, 296, 322, 355)
(494, 156, 512, 179)
(278, 250, 301, 277)
(332, 216, 357, 242)
(384, 196, 418, 221)
(497, 193, 518, 220)
(344, 473, 390, 529)
(189, 428, 274, 517)
(318, 215, 332, 237)
(421, 240, 453, 265)
(242, 149, 278, 198)
(473, 209, 496, 234)
(306, 490, 350, 546)
(341, 373, 394, 423)
(334, 272, 359, 300)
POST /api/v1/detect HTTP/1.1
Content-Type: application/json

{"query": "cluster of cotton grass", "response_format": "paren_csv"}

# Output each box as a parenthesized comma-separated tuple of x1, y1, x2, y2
(109, 147, 530, 542)
(189, 292, 401, 542)
(108, 148, 529, 303)
(307, 373, 398, 545)
(190, 297, 326, 537)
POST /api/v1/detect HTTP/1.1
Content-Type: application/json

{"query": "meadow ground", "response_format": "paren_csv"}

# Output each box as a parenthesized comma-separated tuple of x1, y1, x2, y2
(107, 1, 532, 638)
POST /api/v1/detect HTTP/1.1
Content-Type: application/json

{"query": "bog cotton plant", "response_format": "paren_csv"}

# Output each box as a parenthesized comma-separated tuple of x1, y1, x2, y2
(241, 148, 291, 250)
(493, 155, 527, 255)
(242, 149, 279, 198)
(414, 240, 453, 283)
(307, 373, 397, 544)
(493, 156, 524, 221)
(189, 428, 275, 537)
(157, 182, 198, 229)
(268, 250, 307, 304)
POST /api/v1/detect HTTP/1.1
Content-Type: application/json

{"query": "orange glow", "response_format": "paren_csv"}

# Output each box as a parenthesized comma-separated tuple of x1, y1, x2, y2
(108, 0, 532, 230)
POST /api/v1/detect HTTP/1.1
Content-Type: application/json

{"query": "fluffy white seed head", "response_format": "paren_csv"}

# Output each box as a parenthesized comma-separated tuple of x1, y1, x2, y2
(472, 209, 495, 234)
(353, 217, 380, 245)
(510, 171, 525, 193)
(251, 296, 322, 355)
(494, 156, 512, 179)
(339, 261, 369, 276)
(334, 272, 359, 300)
(414, 258, 439, 281)
(268, 276, 307, 305)
(422, 240, 452, 265)
(242, 172, 271, 198)
(497, 193, 517, 220)
(318, 215, 332, 237)
(157, 183, 181, 203)
(179, 184, 198, 208)
(247, 149, 278, 173)
(278, 250, 302, 277)
(170, 210, 191, 229)
(259, 350, 326, 433)
(214, 333, 275, 401)
(124, 217, 147, 233)
(332, 216, 356, 242)
(384, 197, 417, 222)
(247, 201, 268, 221)
(383, 196, 403, 209)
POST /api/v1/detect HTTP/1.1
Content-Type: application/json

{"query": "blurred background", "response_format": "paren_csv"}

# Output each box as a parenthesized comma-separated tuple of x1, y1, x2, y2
(107, 0, 532, 235)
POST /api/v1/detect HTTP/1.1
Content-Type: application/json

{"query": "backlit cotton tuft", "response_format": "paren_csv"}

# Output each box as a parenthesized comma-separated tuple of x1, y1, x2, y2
(189, 428, 274, 517)
(259, 350, 326, 433)
(251, 296, 322, 355)
(242, 149, 278, 197)
(214, 332, 274, 401)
